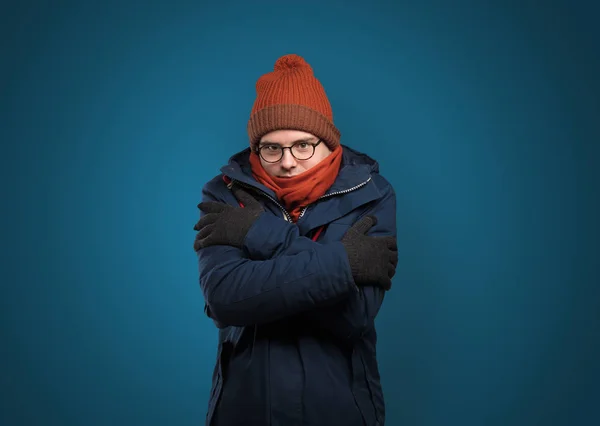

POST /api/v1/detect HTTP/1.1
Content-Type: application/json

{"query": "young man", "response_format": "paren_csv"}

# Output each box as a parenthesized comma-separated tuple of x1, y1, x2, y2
(193, 54, 398, 426)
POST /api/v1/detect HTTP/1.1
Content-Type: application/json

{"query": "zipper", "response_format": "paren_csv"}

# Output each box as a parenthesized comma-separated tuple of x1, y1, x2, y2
(297, 176, 372, 220)
(227, 178, 293, 222)
(227, 175, 372, 222)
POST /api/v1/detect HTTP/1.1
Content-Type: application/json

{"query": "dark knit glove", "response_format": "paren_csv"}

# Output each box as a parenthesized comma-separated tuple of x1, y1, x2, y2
(341, 215, 398, 290)
(193, 186, 264, 251)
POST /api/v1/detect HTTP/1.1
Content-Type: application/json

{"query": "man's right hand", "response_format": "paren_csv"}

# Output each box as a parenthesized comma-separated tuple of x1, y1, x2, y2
(193, 186, 264, 251)
(341, 215, 398, 290)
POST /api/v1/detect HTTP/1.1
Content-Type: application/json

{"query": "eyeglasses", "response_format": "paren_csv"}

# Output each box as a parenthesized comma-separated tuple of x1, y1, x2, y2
(256, 139, 323, 163)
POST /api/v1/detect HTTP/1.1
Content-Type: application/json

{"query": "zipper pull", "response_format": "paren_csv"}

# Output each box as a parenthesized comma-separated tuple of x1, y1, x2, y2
(222, 175, 235, 189)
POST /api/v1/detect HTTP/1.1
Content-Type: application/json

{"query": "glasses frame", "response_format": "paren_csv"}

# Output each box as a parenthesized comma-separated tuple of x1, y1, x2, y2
(256, 139, 323, 163)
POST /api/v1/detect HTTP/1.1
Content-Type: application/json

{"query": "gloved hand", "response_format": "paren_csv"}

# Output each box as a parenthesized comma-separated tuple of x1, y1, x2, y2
(193, 186, 264, 251)
(341, 215, 398, 290)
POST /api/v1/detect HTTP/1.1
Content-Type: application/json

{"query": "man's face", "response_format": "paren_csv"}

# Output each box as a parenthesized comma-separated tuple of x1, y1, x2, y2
(257, 130, 332, 178)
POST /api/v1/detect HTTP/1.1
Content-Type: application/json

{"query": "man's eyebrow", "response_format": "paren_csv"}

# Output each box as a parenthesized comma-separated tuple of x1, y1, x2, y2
(259, 137, 315, 145)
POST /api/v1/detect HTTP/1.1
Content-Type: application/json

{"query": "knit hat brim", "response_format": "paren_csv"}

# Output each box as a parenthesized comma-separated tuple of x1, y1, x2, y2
(247, 104, 341, 151)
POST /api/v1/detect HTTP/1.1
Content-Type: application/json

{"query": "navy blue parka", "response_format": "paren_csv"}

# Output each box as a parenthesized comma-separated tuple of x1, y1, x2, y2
(196, 145, 397, 426)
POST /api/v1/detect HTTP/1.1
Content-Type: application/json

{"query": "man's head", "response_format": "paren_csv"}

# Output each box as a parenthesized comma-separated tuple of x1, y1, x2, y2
(247, 54, 341, 177)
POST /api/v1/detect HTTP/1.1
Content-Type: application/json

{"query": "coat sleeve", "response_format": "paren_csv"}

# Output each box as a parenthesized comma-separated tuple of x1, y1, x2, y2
(195, 182, 357, 327)
(240, 179, 397, 343)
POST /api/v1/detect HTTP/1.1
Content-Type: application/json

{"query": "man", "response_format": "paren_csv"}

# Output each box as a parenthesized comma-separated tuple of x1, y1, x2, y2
(193, 53, 398, 426)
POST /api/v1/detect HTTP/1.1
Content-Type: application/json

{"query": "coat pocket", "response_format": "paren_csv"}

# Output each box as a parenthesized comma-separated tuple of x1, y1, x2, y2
(349, 346, 380, 426)
(205, 341, 234, 426)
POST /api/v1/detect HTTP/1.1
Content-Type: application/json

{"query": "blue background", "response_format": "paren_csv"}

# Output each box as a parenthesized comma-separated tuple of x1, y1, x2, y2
(2, 1, 598, 425)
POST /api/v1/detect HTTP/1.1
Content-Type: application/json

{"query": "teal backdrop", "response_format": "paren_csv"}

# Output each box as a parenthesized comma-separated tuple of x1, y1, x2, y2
(2, 1, 598, 425)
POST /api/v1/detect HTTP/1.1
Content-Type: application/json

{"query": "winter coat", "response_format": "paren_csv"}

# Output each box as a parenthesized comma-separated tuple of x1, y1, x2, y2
(196, 145, 397, 426)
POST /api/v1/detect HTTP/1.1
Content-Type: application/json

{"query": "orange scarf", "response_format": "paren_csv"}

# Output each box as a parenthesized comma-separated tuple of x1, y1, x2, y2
(249, 146, 343, 222)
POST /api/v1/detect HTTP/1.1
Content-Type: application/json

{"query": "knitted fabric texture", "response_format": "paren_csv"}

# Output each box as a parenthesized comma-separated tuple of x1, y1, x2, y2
(193, 187, 264, 251)
(249, 145, 343, 222)
(340, 215, 399, 291)
(247, 54, 341, 150)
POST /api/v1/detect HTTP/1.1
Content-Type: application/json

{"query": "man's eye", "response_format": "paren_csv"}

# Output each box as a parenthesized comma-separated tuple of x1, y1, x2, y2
(265, 145, 280, 151)
(297, 143, 309, 149)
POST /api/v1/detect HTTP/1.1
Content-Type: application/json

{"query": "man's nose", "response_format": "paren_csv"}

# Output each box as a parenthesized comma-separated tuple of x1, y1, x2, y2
(280, 149, 297, 169)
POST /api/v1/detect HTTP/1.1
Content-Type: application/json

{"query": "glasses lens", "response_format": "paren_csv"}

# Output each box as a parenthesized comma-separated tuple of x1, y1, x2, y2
(260, 146, 282, 162)
(291, 143, 314, 160)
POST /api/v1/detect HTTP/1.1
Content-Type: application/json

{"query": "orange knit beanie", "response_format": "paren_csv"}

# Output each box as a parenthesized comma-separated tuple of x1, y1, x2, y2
(247, 54, 341, 151)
